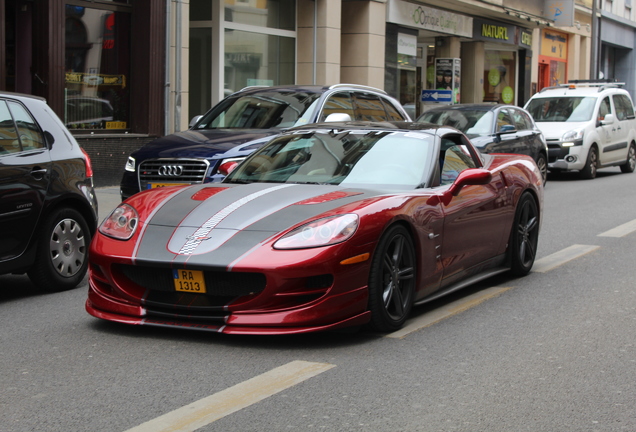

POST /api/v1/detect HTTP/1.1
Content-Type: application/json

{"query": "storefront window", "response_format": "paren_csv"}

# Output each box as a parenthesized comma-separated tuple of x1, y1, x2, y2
(225, 0, 295, 31)
(64, 5, 130, 130)
(483, 50, 516, 104)
(224, 29, 295, 93)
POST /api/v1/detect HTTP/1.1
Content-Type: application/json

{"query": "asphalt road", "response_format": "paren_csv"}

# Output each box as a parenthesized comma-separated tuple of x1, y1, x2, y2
(2, 168, 636, 432)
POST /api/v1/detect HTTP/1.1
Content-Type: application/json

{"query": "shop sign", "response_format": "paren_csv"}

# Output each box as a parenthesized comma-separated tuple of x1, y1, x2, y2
(541, 30, 568, 59)
(545, 0, 574, 27)
(473, 19, 516, 45)
(65, 73, 126, 87)
(387, 0, 473, 38)
(398, 33, 417, 56)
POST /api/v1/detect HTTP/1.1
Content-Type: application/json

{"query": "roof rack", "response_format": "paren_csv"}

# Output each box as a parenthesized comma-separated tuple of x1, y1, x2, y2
(539, 80, 625, 93)
(329, 84, 387, 95)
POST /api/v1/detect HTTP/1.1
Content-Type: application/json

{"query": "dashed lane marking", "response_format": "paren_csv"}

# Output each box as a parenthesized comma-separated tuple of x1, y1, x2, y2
(532, 244, 600, 273)
(123, 360, 335, 432)
(386, 286, 513, 339)
(598, 219, 636, 238)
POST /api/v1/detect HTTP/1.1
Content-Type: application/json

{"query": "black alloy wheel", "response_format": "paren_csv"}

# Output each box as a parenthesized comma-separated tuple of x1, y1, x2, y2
(367, 225, 416, 332)
(510, 193, 540, 276)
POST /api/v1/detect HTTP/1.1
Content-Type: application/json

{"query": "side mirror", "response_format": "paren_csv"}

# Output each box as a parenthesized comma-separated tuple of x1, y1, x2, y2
(601, 113, 615, 125)
(497, 124, 516, 134)
(324, 113, 352, 123)
(189, 115, 203, 128)
(448, 168, 492, 196)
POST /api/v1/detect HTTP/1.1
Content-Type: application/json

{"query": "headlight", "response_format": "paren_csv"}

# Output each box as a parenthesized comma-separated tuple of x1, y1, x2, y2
(561, 128, 584, 144)
(99, 204, 139, 240)
(273, 214, 359, 250)
(125, 156, 136, 172)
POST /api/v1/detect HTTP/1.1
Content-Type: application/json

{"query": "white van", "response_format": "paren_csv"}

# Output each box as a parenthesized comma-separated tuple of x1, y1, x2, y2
(524, 81, 636, 179)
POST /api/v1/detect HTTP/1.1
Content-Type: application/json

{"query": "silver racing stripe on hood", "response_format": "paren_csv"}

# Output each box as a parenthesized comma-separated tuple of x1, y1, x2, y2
(170, 184, 296, 255)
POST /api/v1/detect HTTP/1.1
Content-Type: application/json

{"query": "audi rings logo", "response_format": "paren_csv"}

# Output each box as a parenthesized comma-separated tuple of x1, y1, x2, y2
(158, 165, 184, 177)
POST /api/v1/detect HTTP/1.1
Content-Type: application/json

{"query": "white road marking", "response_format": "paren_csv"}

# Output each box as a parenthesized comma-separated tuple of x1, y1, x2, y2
(386, 286, 513, 339)
(598, 219, 636, 238)
(123, 360, 335, 432)
(532, 244, 600, 273)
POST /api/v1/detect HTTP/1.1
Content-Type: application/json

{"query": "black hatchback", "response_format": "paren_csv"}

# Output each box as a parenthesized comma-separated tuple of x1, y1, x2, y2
(0, 92, 98, 292)
(417, 104, 548, 184)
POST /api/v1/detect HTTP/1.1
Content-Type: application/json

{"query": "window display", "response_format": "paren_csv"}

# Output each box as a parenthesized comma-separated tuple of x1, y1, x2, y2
(483, 50, 516, 104)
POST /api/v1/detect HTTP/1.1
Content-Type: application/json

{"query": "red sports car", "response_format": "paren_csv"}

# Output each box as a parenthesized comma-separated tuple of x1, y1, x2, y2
(87, 122, 543, 335)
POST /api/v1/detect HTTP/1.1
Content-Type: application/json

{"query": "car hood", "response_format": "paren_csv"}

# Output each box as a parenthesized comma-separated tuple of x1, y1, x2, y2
(132, 128, 281, 160)
(534, 122, 588, 140)
(127, 182, 385, 268)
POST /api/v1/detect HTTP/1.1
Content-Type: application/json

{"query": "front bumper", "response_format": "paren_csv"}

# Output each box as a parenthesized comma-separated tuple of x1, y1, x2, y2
(547, 140, 586, 171)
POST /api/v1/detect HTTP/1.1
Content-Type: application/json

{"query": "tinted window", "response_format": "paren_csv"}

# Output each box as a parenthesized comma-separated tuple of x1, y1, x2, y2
(381, 97, 406, 121)
(196, 91, 320, 129)
(440, 142, 477, 185)
(613, 94, 636, 120)
(0, 100, 20, 154)
(7, 101, 45, 151)
(496, 109, 515, 132)
(352, 93, 387, 122)
(319, 92, 355, 122)
(511, 108, 533, 130)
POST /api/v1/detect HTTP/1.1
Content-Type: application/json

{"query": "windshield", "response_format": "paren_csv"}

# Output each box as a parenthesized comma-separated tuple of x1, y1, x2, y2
(418, 109, 494, 136)
(193, 90, 321, 130)
(225, 130, 434, 188)
(525, 96, 597, 122)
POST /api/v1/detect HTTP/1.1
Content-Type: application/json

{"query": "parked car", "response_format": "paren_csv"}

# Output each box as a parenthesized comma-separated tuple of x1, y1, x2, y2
(87, 121, 543, 335)
(0, 91, 98, 292)
(120, 84, 411, 200)
(524, 81, 636, 179)
(417, 103, 548, 184)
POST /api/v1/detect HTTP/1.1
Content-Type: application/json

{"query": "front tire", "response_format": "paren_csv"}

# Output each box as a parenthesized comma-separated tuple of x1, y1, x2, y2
(580, 146, 598, 179)
(509, 193, 540, 276)
(28, 208, 91, 292)
(367, 225, 416, 332)
(620, 143, 636, 173)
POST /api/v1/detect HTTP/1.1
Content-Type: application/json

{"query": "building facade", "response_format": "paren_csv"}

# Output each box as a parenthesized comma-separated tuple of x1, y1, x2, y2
(3, 0, 636, 186)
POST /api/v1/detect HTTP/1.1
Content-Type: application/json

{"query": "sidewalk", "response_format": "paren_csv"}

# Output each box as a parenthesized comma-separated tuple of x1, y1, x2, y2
(95, 186, 121, 222)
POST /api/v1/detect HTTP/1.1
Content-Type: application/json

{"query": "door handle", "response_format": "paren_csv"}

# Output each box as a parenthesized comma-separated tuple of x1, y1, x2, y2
(30, 167, 48, 180)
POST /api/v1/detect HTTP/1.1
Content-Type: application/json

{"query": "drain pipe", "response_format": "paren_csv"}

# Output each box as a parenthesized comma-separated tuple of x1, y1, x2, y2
(164, 0, 171, 135)
(174, 0, 182, 133)
(313, 0, 317, 84)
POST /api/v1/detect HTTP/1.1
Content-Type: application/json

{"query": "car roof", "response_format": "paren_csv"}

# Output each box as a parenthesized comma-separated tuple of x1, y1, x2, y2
(0, 91, 47, 103)
(531, 83, 629, 98)
(421, 103, 513, 113)
(230, 84, 388, 97)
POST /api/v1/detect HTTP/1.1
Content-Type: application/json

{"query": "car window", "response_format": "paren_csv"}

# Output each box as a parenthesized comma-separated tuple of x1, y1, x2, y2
(7, 101, 45, 151)
(496, 109, 515, 132)
(525, 96, 597, 122)
(380, 97, 407, 121)
(612, 94, 636, 121)
(319, 92, 355, 122)
(511, 108, 532, 131)
(0, 100, 20, 154)
(599, 97, 611, 121)
(352, 93, 388, 122)
(439, 135, 478, 186)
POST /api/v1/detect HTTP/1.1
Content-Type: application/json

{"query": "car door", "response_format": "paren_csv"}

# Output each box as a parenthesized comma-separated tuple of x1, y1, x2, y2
(437, 134, 509, 283)
(609, 94, 635, 163)
(0, 99, 51, 262)
(596, 96, 618, 163)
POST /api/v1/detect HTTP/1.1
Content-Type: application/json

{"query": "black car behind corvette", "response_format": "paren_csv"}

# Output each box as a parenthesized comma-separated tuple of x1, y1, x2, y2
(418, 104, 548, 184)
(0, 91, 98, 292)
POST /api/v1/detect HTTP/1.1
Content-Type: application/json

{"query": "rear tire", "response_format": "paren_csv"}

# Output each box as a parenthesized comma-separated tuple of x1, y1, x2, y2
(367, 225, 416, 332)
(509, 193, 540, 276)
(580, 146, 598, 179)
(535, 153, 548, 186)
(620, 143, 636, 173)
(28, 208, 91, 292)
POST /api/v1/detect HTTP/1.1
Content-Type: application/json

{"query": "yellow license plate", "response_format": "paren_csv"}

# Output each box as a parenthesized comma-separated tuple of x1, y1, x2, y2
(148, 183, 181, 189)
(173, 269, 207, 294)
